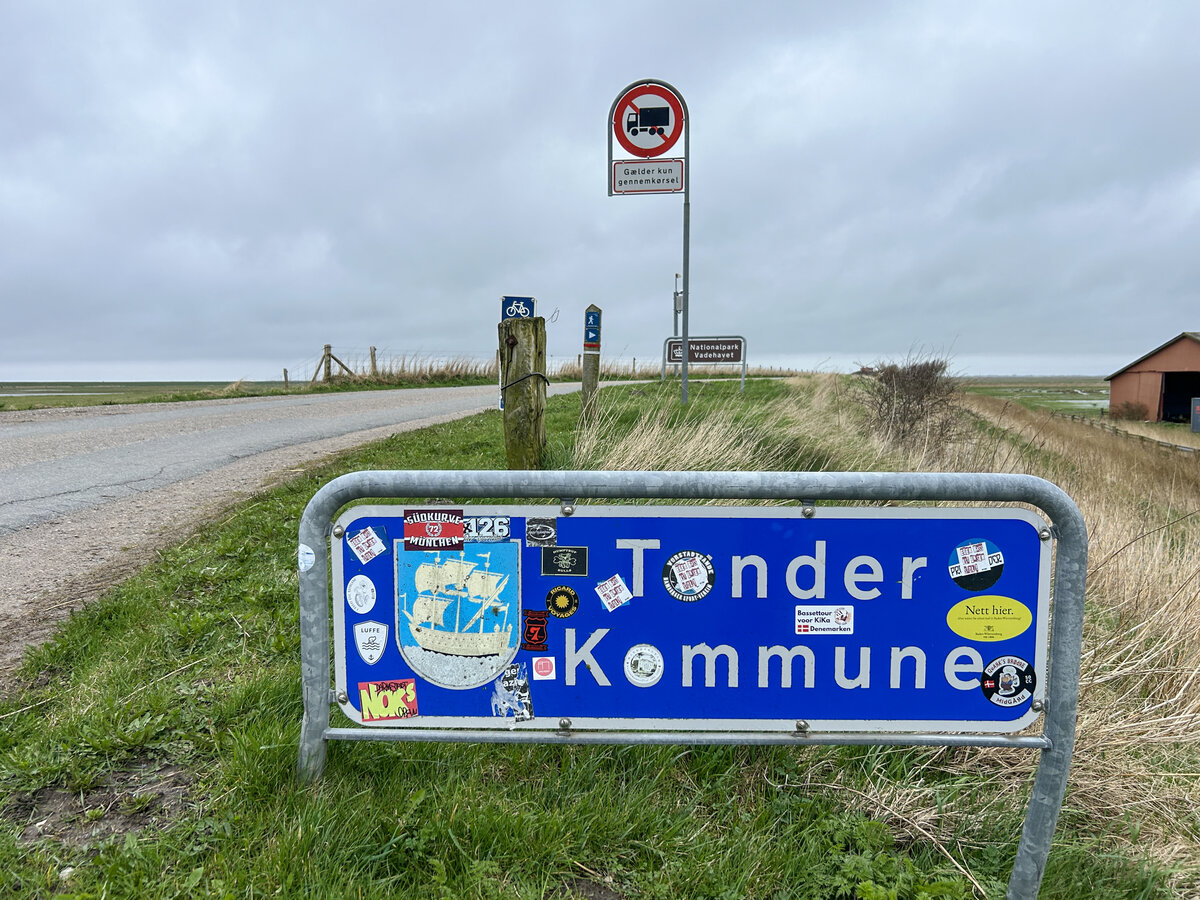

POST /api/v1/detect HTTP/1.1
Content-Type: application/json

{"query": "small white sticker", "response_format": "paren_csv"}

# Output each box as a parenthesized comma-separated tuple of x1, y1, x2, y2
(595, 573, 633, 612)
(795, 605, 854, 635)
(531, 656, 557, 680)
(353, 621, 388, 665)
(346, 574, 377, 614)
(347, 527, 387, 565)
(624, 644, 664, 687)
(298, 544, 316, 572)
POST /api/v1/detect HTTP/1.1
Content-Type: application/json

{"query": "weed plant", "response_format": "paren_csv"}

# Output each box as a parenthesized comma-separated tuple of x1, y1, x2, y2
(0, 379, 1182, 898)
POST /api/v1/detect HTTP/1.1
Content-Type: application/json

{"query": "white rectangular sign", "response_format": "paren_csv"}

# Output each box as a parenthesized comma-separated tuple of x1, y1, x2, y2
(611, 159, 684, 194)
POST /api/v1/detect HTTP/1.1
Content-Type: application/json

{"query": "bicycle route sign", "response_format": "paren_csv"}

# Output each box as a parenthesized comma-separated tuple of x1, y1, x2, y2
(500, 296, 535, 321)
(331, 504, 1050, 734)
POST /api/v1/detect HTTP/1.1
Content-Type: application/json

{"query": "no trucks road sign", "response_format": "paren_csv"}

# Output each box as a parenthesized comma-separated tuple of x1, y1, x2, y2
(611, 81, 686, 159)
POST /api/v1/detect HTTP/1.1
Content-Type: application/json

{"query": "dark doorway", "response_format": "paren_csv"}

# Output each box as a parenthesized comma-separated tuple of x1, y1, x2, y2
(1162, 372, 1200, 421)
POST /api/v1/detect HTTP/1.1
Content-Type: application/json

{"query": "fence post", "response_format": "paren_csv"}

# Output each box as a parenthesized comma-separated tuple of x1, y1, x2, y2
(323, 344, 332, 383)
(581, 304, 601, 423)
(498, 316, 547, 469)
(370, 346, 378, 378)
(283, 368, 289, 388)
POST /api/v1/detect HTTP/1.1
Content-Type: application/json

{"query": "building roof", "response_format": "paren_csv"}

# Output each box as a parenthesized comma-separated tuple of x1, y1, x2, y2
(1106, 332, 1200, 381)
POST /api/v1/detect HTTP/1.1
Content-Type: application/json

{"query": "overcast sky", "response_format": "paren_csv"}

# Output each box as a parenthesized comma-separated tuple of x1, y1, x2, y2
(2, 2, 1197, 381)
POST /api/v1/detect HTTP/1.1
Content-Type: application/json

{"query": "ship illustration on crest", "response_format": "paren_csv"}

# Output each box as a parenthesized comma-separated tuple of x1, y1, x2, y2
(395, 542, 520, 689)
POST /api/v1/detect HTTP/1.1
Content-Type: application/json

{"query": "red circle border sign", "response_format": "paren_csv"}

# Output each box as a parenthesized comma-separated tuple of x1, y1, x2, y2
(612, 83, 685, 159)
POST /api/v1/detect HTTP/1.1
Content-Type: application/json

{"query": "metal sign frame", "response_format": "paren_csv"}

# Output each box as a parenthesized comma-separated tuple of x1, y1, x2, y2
(297, 469, 1086, 900)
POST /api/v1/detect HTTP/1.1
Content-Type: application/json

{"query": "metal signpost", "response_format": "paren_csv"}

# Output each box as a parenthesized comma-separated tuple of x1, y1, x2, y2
(662, 335, 747, 392)
(297, 469, 1086, 899)
(608, 79, 692, 404)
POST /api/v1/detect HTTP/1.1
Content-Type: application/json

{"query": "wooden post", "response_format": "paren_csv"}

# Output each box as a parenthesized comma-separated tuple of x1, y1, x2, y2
(581, 305, 601, 423)
(498, 317, 547, 470)
(283, 368, 289, 388)
(323, 344, 332, 383)
(369, 346, 378, 378)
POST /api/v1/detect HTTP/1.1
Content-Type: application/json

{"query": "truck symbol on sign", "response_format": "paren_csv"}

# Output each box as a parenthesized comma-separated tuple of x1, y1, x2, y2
(626, 105, 670, 136)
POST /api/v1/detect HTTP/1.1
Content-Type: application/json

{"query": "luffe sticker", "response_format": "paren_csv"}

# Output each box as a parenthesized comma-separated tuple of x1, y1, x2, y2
(403, 509, 464, 552)
(596, 573, 633, 612)
(624, 644, 664, 687)
(353, 620, 388, 665)
(981, 656, 1036, 708)
(946, 596, 1032, 641)
(346, 574, 377, 614)
(491, 662, 534, 721)
(545, 585, 580, 618)
(348, 527, 388, 565)
(795, 605, 854, 635)
(662, 551, 715, 601)
(359, 678, 418, 722)
(948, 539, 1004, 591)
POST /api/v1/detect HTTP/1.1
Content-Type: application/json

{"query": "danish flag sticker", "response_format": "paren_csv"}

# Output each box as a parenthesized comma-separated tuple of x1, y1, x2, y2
(611, 82, 686, 159)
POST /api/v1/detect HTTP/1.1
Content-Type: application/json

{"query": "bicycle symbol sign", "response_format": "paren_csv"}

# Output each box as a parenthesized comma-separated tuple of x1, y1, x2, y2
(501, 296, 536, 321)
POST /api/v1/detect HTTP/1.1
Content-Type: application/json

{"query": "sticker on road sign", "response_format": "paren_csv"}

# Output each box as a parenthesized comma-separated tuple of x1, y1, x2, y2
(346, 574, 377, 614)
(354, 621, 388, 665)
(348, 527, 387, 565)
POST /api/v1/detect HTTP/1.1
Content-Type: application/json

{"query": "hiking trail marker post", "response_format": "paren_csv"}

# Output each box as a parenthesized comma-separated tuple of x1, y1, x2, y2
(297, 469, 1086, 899)
(608, 78, 692, 404)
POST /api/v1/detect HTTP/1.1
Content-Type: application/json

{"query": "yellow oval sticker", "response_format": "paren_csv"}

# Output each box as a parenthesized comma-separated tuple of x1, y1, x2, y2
(946, 596, 1032, 641)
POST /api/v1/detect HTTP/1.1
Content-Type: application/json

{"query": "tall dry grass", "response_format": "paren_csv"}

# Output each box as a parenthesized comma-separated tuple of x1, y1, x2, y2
(574, 377, 1200, 890)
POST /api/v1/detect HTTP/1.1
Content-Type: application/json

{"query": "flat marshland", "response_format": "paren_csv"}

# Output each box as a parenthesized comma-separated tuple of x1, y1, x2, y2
(0, 376, 1196, 898)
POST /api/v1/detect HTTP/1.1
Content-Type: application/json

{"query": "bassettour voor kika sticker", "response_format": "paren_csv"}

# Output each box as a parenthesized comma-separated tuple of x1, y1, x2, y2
(981, 656, 1037, 708)
(596, 573, 633, 611)
(662, 551, 715, 601)
(545, 585, 579, 618)
(348, 526, 388, 565)
(353, 620, 388, 665)
(359, 678, 418, 722)
(403, 509, 464, 552)
(948, 538, 1004, 591)
(795, 605, 854, 635)
(346, 574, 377, 614)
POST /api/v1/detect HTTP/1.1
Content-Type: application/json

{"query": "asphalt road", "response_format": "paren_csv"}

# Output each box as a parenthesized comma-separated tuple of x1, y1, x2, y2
(0, 383, 577, 675)
(0, 384, 578, 536)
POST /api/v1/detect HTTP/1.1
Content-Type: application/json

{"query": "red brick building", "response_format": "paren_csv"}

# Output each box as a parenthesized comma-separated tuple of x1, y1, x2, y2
(1107, 332, 1200, 421)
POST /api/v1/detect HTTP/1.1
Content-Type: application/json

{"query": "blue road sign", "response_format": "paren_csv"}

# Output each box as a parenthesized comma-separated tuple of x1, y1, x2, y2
(333, 505, 1050, 733)
(585, 327, 601, 343)
(585, 310, 601, 328)
(501, 296, 535, 320)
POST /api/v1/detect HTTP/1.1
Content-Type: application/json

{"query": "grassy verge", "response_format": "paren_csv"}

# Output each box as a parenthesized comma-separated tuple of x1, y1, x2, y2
(0, 379, 1181, 898)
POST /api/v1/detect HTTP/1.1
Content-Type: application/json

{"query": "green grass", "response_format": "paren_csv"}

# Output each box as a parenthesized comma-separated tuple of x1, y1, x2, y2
(0, 380, 1173, 898)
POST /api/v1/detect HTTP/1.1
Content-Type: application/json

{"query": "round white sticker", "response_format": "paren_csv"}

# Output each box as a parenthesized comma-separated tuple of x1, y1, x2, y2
(298, 544, 316, 573)
(346, 574, 377, 614)
(624, 644, 664, 688)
